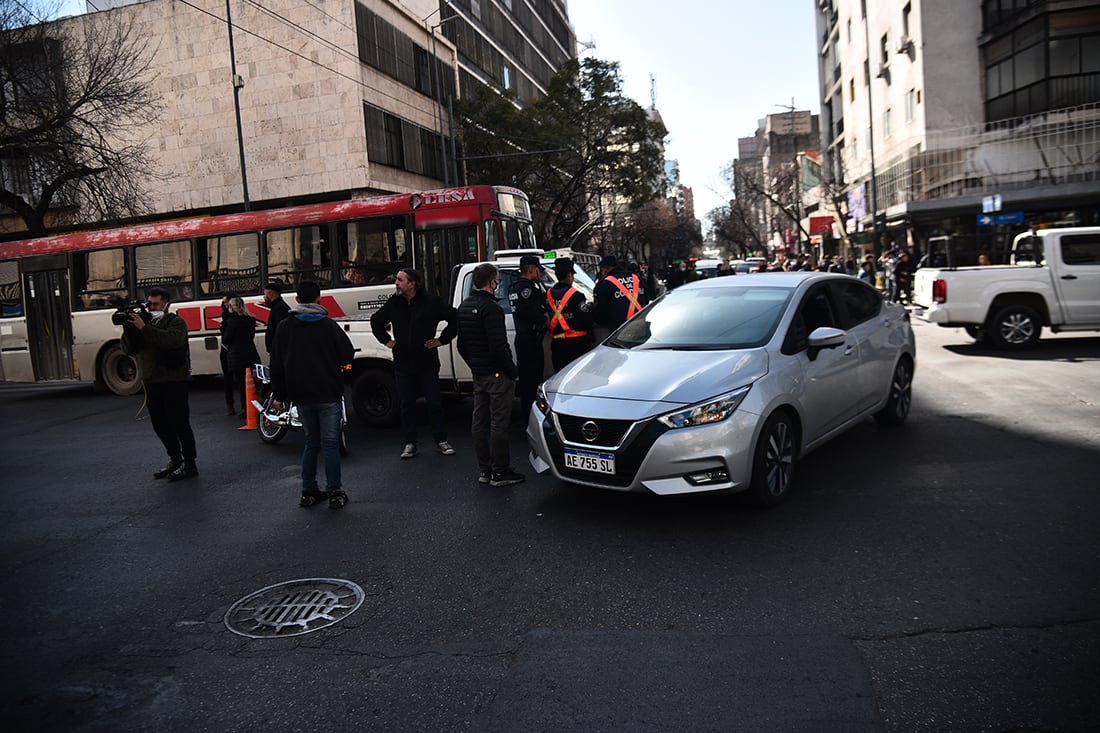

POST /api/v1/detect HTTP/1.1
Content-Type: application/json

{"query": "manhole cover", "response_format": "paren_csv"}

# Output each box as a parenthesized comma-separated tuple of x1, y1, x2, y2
(224, 578, 365, 638)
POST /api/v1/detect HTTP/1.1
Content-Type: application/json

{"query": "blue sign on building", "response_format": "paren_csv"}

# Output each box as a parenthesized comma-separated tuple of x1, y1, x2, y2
(976, 214, 994, 226)
(996, 211, 1024, 225)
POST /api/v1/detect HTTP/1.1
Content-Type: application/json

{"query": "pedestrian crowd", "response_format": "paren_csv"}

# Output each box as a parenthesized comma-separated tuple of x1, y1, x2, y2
(119, 245, 926, 509)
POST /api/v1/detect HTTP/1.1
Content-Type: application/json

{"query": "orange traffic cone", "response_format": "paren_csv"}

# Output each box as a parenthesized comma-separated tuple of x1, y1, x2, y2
(239, 367, 259, 431)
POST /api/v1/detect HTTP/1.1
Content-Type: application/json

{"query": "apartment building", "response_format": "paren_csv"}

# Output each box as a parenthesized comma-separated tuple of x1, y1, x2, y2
(2, 0, 575, 234)
(815, 0, 1100, 258)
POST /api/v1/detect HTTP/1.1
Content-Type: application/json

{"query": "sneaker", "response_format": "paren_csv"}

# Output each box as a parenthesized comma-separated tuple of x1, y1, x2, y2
(437, 441, 456, 456)
(153, 459, 182, 479)
(299, 489, 328, 507)
(490, 469, 525, 487)
(166, 461, 199, 482)
(400, 442, 418, 459)
(477, 469, 492, 484)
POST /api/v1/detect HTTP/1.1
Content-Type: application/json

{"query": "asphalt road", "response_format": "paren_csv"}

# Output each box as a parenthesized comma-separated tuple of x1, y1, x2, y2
(1, 319, 1098, 732)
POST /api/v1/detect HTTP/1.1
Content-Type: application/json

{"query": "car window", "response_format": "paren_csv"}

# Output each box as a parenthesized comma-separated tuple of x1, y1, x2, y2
(834, 279, 882, 327)
(614, 285, 791, 350)
(783, 285, 840, 354)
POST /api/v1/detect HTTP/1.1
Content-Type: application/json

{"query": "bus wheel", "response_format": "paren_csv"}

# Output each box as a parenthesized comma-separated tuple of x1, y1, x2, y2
(351, 368, 399, 427)
(99, 343, 142, 395)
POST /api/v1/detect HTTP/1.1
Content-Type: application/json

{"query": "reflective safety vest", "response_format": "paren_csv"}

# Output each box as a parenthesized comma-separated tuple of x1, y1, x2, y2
(608, 274, 642, 319)
(547, 287, 588, 340)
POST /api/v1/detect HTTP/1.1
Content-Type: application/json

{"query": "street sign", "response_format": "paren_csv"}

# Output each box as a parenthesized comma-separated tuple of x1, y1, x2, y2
(976, 214, 994, 226)
(982, 194, 1003, 213)
(996, 211, 1024, 225)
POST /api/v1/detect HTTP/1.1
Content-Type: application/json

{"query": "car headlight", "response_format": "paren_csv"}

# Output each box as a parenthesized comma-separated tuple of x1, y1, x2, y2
(657, 386, 751, 429)
(535, 382, 550, 414)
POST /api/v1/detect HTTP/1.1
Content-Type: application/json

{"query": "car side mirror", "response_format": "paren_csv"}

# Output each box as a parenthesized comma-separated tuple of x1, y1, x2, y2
(807, 326, 846, 361)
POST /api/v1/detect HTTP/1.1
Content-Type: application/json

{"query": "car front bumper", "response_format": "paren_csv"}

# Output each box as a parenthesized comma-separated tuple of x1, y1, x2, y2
(526, 406, 760, 496)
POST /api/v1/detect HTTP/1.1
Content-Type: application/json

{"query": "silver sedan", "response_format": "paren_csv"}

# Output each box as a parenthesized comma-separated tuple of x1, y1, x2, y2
(527, 272, 916, 506)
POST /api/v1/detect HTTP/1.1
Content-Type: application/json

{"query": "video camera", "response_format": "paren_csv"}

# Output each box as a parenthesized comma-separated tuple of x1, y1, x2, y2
(107, 295, 151, 326)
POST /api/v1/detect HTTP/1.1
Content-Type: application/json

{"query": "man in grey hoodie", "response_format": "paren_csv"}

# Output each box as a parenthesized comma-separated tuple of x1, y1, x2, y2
(270, 281, 355, 509)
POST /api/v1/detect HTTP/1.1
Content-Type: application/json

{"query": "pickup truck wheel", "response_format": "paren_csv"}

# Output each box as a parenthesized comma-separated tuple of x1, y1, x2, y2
(989, 305, 1041, 350)
(964, 325, 988, 343)
(351, 368, 399, 427)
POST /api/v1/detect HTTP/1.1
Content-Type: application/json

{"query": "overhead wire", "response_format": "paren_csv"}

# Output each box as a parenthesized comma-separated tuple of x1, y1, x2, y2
(172, 0, 434, 113)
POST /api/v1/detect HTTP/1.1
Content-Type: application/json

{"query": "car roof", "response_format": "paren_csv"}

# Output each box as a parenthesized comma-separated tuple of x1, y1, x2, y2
(679, 271, 846, 290)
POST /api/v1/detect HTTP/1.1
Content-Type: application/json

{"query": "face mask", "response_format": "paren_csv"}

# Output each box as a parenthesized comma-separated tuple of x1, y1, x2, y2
(150, 309, 166, 321)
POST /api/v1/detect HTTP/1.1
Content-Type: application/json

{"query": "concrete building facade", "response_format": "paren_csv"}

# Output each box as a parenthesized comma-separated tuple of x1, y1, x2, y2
(2, 0, 575, 235)
(815, 0, 1100, 260)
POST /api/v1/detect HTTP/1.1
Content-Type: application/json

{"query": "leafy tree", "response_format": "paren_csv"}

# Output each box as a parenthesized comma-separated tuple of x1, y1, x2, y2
(0, 0, 161, 237)
(455, 57, 667, 247)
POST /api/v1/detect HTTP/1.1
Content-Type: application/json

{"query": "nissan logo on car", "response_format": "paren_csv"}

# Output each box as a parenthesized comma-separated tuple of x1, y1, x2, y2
(581, 421, 600, 442)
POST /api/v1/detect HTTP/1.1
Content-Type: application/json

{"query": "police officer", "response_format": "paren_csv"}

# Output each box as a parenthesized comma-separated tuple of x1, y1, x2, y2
(593, 255, 648, 340)
(546, 258, 594, 372)
(508, 255, 548, 418)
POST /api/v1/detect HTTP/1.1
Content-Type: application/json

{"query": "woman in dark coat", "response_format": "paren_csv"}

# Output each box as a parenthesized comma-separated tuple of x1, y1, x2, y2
(222, 297, 261, 416)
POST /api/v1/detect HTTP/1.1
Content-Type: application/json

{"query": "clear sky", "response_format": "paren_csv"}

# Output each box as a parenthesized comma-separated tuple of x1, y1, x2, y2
(567, 0, 822, 219)
(52, 0, 822, 221)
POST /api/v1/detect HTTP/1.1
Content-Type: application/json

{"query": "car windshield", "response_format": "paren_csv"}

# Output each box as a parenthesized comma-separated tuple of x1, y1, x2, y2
(613, 285, 792, 350)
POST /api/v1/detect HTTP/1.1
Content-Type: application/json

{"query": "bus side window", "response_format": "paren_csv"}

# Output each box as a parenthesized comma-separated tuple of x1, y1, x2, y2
(0, 260, 21, 317)
(197, 233, 260, 297)
(135, 240, 194, 302)
(335, 216, 407, 286)
(266, 225, 332, 290)
(73, 248, 128, 310)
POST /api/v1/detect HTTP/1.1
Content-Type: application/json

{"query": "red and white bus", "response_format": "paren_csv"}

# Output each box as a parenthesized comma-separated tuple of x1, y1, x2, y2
(0, 185, 536, 394)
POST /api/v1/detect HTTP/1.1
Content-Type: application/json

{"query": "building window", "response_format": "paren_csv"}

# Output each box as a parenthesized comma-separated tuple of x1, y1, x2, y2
(883, 108, 892, 139)
(902, 3, 912, 38)
(850, 78, 856, 102)
(364, 103, 446, 179)
(880, 33, 889, 65)
(905, 88, 916, 123)
(847, 18, 852, 44)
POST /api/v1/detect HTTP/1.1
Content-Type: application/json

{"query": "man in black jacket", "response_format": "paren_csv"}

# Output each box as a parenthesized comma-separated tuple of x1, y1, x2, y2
(262, 281, 290, 356)
(370, 268, 458, 459)
(508, 255, 548, 420)
(456, 263, 524, 487)
(270, 281, 355, 509)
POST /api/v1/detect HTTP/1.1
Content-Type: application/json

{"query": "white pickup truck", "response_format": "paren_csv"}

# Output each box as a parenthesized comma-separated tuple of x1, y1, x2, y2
(338, 249, 598, 425)
(911, 227, 1100, 349)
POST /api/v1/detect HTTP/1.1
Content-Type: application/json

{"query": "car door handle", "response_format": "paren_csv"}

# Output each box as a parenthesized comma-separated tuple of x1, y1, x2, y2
(844, 345, 855, 356)
(1060, 274, 1078, 280)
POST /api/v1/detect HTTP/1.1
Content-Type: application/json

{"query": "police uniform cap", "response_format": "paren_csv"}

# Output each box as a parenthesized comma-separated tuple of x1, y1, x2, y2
(554, 257, 575, 276)
(519, 255, 541, 269)
(599, 255, 617, 269)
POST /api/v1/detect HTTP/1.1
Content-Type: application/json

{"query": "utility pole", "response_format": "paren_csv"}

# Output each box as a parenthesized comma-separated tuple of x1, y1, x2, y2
(862, 2, 882, 257)
(226, 0, 250, 211)
(775, 98, 803, 255)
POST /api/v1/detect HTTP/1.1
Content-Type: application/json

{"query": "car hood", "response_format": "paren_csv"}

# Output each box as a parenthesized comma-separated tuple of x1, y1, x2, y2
(547, 346, 769, 414)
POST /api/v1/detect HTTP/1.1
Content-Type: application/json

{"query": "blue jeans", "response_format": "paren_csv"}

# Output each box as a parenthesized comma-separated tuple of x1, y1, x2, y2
(298, 401, 343, 492)
(395, 368, 447, 445)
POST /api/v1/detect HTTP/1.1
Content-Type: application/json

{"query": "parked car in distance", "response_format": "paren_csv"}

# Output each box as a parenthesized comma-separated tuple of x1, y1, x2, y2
(527, 272, 916, 507)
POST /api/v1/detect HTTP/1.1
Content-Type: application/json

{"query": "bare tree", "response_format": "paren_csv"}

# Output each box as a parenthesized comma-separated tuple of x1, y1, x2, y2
(1, 0, 161, 237)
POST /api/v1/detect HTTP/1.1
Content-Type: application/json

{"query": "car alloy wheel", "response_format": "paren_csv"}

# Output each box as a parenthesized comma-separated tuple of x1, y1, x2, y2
(744, 412, 795, 508)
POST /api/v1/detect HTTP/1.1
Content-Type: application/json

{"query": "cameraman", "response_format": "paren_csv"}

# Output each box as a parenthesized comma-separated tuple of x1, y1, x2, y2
(120, 286, 198, 481)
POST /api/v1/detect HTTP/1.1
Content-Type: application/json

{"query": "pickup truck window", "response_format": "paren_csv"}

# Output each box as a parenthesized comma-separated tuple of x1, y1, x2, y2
(1062, 234, 1100, 265)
